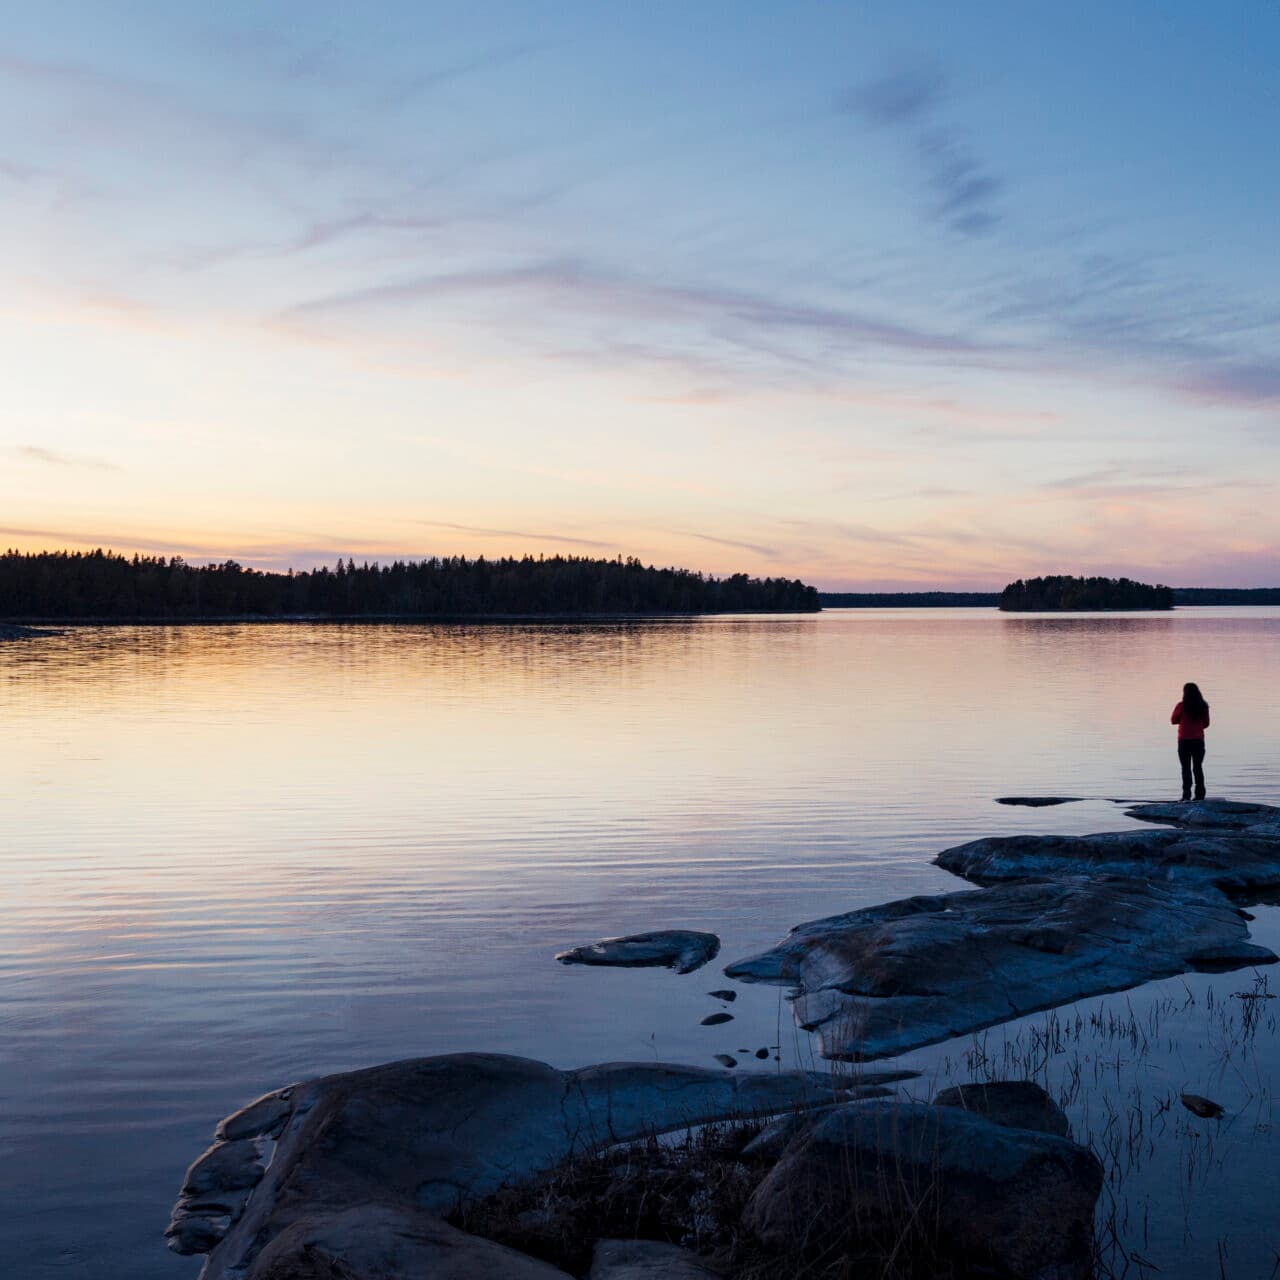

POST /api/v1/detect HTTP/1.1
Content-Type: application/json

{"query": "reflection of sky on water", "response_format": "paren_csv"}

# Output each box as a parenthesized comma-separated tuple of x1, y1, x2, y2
(2, 608, 1280, 1277)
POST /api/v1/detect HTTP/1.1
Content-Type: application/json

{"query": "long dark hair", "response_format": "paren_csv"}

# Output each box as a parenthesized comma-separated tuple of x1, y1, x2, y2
(1182, 682, 1209, 721)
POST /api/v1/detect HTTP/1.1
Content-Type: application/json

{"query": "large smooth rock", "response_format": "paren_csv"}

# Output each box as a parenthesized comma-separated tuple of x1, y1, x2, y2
(723, 877, 1276, 1060)
(743, 1100, 1102, 1279)
(932, 1080, 1069, 1138)
(245, 1206, 572, 1279)
(557, 930, 720, 974)
(589, 1238, 723, 1279)
(937, 826, 1280, 898)
(172, 1053, 836, 1279)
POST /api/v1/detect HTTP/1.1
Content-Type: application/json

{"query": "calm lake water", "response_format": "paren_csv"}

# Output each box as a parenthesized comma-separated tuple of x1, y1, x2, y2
(3, 608, 1280, 1278)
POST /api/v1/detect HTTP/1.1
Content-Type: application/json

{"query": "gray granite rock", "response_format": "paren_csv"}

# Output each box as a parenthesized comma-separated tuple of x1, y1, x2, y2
(244, 1206, 572, 1279)
(589, 1238, 723, 1279)
(557, 930, 721, 974)
(723, 877, 1276, 1060)
(743, 1100, 1102, 1280)
(932, 1080, 1069, 1138)
(936, 826, 1280, 899)
(171, 1052, 837, 1279)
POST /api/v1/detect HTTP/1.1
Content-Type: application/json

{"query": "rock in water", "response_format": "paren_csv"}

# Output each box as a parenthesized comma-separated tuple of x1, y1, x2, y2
(700, 1011, 733, 1026)
(706, 989, 737, 1001)
(170, 1052, 835, 1279)
(723, 877, 1276, 1060)
(1180, 1092, 1225, 1119)
(556, 930, 720, 974)
(936, 827, 1280, 899)
(743, 1100, 1102, 1280)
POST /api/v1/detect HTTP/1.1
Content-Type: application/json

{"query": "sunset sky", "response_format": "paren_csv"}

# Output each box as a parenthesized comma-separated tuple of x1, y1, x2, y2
(2, 1, 1278, 589)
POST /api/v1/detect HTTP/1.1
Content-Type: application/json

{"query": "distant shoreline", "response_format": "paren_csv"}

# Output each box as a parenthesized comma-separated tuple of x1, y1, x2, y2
(0, 610, 812, 628)
(821, 588, 1280, 608)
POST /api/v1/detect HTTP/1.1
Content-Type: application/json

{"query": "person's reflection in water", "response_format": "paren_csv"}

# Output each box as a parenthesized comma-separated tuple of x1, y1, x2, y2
(1171, 681, 1210, 802)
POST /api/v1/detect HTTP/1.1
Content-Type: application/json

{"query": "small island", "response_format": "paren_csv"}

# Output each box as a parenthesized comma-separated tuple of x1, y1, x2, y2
(999, 575, 1174, 612)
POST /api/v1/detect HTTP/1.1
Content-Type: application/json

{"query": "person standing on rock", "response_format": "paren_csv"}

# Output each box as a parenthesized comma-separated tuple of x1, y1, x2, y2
(1171, 682, 1210, 802)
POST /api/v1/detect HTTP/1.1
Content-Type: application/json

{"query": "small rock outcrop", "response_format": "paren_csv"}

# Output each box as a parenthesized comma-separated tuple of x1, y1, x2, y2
(170, 1053, 837, 1279)
(0, 623, 60, 640)
(723, 877, 1276, 1059)
(743, 1099, 1102, 1279)
(557, 930, 721, 974)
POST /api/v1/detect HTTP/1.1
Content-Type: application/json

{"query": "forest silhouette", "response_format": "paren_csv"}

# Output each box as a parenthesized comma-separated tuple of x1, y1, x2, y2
(0, 549, 819, 620)
(999, 575, 1174, 611)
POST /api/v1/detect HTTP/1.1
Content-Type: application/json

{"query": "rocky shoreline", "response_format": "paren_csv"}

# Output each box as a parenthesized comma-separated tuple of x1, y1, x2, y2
(169, 797, 1280, 1279)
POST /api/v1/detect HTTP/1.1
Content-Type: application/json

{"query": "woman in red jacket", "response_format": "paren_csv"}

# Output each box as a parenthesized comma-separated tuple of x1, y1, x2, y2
(1171, 681, 1210, 802)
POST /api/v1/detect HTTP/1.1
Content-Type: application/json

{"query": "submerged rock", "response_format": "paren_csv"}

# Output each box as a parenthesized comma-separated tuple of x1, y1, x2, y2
(556, 930, 720, 974)
(743, 1100, 1102, 1280)
(172, 1052, 836, 1279)
(723, 877, 1276, 1060)
(1180, 1092, 1225, 1120)
(937, 826, 1280, 898)
(700, 1011, 733, 1026)
(996, 795, 1083, 806)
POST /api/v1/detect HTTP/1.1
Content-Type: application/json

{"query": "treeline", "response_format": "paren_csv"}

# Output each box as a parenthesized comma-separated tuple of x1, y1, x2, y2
(821, 591, 1000, 608)
(1173, 587, 1280, 605)
(999, 575, 1174, 611)
(0, 549, 820, 619)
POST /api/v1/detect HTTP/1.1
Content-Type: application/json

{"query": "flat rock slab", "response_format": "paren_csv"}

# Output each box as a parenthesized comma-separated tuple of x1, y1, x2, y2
(172, 1053, 836, 1280)
(996, 796, 1083, 806)
(557, 930, 720, 974)
(937, 826, 1280, 898)
(723, 877, 1276, 1060)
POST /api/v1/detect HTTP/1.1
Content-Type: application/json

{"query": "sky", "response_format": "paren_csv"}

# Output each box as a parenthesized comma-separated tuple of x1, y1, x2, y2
(1, 1, 1278, 590)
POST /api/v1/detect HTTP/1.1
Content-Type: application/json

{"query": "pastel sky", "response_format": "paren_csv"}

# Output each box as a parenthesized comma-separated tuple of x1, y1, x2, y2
(2, 1, 1278, 589)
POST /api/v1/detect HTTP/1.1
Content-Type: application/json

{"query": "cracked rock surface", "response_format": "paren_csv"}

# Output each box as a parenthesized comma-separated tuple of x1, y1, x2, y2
(171, 1052, 834, 1280)
(723, 876, 1275, 1060)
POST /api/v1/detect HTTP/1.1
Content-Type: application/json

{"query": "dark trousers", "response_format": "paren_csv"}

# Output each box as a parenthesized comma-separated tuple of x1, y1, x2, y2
(1178, 739, 1206, 800)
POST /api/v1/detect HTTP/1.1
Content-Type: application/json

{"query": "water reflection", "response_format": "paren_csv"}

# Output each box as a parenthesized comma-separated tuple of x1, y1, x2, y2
(1, 609, 1279, 1278)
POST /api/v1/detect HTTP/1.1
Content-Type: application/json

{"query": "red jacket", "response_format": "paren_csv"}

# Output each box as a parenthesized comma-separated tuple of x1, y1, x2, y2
(1172, 701, 1209, 740)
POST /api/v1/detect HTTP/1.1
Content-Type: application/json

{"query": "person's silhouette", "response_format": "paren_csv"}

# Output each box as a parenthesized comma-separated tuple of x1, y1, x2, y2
(1171, 681, 1210, 802)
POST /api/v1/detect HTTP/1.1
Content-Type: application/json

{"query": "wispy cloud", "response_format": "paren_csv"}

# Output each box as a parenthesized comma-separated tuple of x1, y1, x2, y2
(663, 530, 781, 559)
(8, 444, 118, 470)
(843, 64, 1002, 236)
(414, 519, 614, 550)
